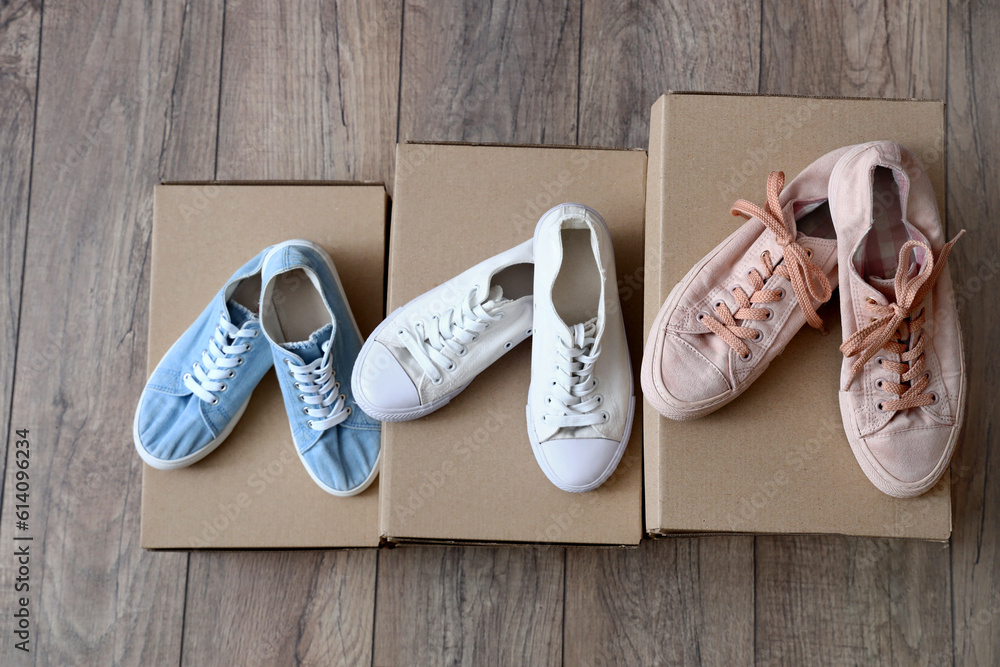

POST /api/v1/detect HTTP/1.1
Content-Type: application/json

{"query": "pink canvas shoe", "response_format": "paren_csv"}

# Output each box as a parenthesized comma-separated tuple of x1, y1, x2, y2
(831, 141, 965, 498)
(641, 146, 854, 420)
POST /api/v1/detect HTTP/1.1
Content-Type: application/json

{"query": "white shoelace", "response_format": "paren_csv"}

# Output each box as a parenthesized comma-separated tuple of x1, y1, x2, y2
(543, 320, 605, 428)
(287, 339, 350, 431)
(398, 288, 503, 385)
(183, 313, 259, 405)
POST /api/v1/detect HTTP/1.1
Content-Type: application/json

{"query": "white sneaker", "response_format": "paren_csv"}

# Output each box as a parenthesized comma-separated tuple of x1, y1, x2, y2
(527, 204, 634, 492)
(352, 240, 534, 421)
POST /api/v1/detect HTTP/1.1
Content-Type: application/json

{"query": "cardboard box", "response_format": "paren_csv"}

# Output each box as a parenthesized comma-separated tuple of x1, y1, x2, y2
(142, 183, 387, 549)
(380, 143, 646, 545)
(644, 92, 951, 539)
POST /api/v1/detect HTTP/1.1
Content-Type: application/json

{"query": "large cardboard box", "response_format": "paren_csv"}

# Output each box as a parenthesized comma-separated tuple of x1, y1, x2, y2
(644, 92, 951, 539)
(142, 183, 387, 549)
(380, 143, 646, 546)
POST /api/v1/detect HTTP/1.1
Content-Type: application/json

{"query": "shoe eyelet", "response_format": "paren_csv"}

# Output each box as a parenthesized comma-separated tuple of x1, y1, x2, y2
(219, 383, 227, 392)
(546, 397, 553, 404)
(446, 363, 456, 372)
(751, 330, 761, 341)
(875, 357, 884, 366)
(551, 380, 558, 386)
(760, 250, 770, 261)
(776, 288, 785, 299)
(526, 329, 533, 336)
(875, 379, 883, 390)
(228, 371, 235, 378)
(542, 414, 549, 423)
(739, 350, 752, 362)
(192, 362, 199, 370)
(929, 393, 938, 404)
(596, 395, 603, 404)
(339, 393, 346, 402)
(432, 377, 443, 386)
(730, 286, 741, 296)
(397, 329, 405, 336)
(504, 341, 513, 350)
(307, 420, 315, 428)
(245, 344, 251, 351)
(866, 297, 877, 305)
(334, 382, 340, 390)
(805, 248, 813, 259)
(762, 308, 773, 321)
(714, 300, 726, 310)
(236, 357, 244, 365)
(601, 412, 609, 422)
(456, 346, 468, 357)
(696, 311, 709, 322)
(303, 406, 310, 414)
(496, 313, 504, 319)
(183, 373, 192, 380)
(877, 402, 886, 411)
(923, 372, 931, 382)
(298, 394, 306, 402)
(210, 398, 219, 406)
(345, 407, 352, 416)
(747, 269, 756, 279)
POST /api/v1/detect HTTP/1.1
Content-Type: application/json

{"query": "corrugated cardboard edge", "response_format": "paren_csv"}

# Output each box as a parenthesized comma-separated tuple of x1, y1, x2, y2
(383, 537, 639, 549)
(643, 95, 668, 535)
(664, 90, 945, 104)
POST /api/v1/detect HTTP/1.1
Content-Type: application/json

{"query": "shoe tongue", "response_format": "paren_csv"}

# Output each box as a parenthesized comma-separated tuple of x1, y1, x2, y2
(282, 323, 333, 364)
(482, 284, 507, 309)
(227, 301, 257, 328)
(868, 257, 920, 300)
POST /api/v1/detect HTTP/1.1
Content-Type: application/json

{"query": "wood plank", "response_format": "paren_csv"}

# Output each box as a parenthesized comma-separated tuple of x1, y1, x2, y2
(578, 0, 761, 148)
(566, 2, 760, 662)
(398, 0, 580, 144)
(0, 0, 222, 663)
(0, 0, 39, 496)
(374, 546, 564, 665)
(947, 0, 1000, 665)
(565, 537, 753, 665)
(181, 1, 401, 664)
(756, 2, 952, 665)
(372, 1, 579, 663)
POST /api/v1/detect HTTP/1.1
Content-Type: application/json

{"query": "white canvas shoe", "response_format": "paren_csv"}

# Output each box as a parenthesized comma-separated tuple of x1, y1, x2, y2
(352, 240, 534, 421)
(527, 203, 634, 492)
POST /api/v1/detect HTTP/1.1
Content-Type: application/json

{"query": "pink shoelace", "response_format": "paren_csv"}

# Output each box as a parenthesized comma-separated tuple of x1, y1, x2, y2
(840, 231, 964, 411)
(698, 171, 833, 359)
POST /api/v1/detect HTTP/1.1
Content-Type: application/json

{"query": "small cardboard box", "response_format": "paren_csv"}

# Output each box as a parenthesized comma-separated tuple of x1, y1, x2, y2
(142, 183, 387, 549)
(380, 143, 646, 546)
(644, 92, 951, 539)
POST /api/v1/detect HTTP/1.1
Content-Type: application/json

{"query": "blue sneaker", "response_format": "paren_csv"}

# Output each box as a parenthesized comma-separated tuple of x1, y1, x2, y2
(133, 248, 273, 470)
(259, 240, 381, 496)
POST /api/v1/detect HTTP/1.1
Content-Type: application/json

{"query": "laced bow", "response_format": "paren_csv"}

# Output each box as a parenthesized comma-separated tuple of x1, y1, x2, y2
(184, 313, 258, 404)
(544, 321, 605, 428)
(730, 171, 833, 331)
(398, 288, 503, 384)
(840, 231, 964, 410)
(287, 339, 350, 431)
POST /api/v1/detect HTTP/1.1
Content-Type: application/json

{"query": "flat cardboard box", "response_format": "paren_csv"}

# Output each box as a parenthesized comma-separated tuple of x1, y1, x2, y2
(644, 92, 951, 539)
(380, 143, 646, 545)
(142, 183, 387, 549)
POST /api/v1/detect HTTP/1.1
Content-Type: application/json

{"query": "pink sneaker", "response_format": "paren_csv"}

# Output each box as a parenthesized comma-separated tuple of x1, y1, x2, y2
(641, 147, 854, 420)
(831, 141, 965, 498)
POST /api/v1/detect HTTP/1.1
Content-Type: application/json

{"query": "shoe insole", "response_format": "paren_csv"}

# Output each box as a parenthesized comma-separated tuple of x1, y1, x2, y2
(230, 274, 261, 313)
(860, 166, 906, 279)
(552, 228, 601, 324)
(796, 201, 835, 240)
(272, 269, 330, 343)
(491, 262, 533, 301)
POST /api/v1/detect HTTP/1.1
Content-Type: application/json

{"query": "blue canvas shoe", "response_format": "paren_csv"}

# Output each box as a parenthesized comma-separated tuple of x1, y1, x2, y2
(259, 240, 381, 496)
(134, 248, 274, 470)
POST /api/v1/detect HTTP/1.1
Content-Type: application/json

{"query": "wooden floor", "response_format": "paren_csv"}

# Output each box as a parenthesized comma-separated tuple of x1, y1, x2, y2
(0, 0, 996, 664)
